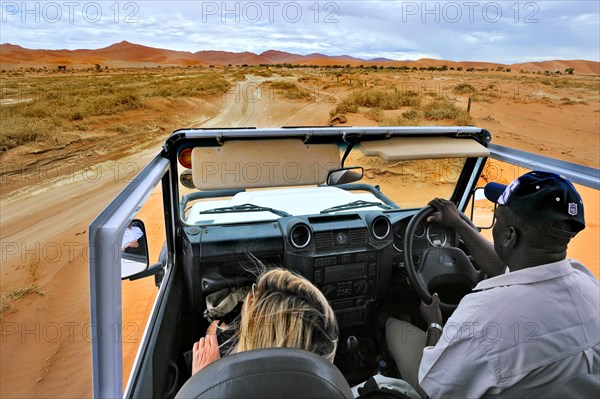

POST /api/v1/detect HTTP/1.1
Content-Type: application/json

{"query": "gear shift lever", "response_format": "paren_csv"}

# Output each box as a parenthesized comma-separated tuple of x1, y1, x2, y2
(346, 335, 365, 368)
(347, 335, 359, 353)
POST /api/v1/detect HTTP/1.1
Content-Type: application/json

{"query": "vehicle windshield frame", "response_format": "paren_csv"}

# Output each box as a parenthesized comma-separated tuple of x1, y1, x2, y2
(166, 127, 491, 227)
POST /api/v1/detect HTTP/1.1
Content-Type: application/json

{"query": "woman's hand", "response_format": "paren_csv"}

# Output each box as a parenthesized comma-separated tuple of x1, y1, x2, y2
(206, 319, 228, 335)
(191, 321, 223, 375)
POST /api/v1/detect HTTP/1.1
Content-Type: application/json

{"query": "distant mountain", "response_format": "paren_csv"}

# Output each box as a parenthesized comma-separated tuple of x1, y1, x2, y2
(258, 50, 389, 65)
(368, 57, 398, 63)
(1, 41, 598, 75)
(194, 50, 267, 65)
(0, 41, 206, 66)
(259, 50, 309, 64)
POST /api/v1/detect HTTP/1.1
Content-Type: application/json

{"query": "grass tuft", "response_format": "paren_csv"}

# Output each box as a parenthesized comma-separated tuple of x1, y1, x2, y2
(0, 283, 44, 313)
(453, 83, 477, 95)
(264, 81, 312, 100)
(330, 89, 421, 116)
(422, 99, 472, 124)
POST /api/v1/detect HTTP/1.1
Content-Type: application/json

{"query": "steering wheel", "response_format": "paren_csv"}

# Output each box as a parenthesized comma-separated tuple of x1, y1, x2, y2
(403, 205, 485, 313)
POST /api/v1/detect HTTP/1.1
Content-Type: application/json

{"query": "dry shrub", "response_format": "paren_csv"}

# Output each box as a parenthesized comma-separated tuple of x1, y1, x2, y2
(330, 89, 422, 117)
(453, 83, 477, 95)
(473, 83, 501, 103)
(0, 283, 44, 313)
(366, 107, 384, 122)
(454, 112, 474, 126)
(400, 90, 421, 107)
(423, 99, 472, 125)
(402, 109, 420, 120)
(267, 81, 297, 90)
(265, 81, 311, 100)
(298, 76, 322, 84)
(330, 99, 359, 116)
(345, 89, 421, 109)
(378, 115, 413, 127)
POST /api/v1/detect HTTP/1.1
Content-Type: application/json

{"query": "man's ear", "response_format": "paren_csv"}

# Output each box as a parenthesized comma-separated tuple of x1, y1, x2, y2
(504, 226, 518, 249)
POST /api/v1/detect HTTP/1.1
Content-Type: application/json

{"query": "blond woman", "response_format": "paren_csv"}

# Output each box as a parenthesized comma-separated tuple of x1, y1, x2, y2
(192, 268, 338, 374)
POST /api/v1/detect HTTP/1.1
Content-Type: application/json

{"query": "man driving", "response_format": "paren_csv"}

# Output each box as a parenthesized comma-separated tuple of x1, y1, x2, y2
(386, 171, 599, 398)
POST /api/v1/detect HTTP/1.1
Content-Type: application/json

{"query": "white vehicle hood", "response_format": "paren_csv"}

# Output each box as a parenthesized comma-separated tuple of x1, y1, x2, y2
(186, 186, 384, 224)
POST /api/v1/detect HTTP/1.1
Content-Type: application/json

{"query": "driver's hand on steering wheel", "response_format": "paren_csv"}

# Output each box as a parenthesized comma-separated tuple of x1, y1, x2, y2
(192, 320, 223, 375)
(427, 198, 465, 229)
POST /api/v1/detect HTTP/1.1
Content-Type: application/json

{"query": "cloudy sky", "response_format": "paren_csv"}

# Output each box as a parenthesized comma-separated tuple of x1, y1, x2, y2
(1, 0, 598, 63)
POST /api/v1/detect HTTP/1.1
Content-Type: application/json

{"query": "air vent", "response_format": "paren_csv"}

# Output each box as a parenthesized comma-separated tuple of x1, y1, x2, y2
(372, 216, 391, 240)
(349, 229, 368, 245)
(315, 232, 334, 249)
(290, 224, 312, 249)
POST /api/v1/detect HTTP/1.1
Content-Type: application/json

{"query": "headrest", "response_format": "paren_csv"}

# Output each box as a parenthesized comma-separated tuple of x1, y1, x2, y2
(175, 348, 353, 399)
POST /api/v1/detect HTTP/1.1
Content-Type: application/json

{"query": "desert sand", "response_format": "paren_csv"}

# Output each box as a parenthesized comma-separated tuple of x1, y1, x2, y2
(1, 67, 598, 398)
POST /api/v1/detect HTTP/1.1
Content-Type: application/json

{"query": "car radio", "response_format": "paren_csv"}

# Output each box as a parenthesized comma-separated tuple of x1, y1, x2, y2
(313, 251, 377, 326)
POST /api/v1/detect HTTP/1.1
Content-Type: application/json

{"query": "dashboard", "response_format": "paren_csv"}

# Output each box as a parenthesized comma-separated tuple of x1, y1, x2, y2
(182, 210, 455, 328)
(391, 217, 455, 270)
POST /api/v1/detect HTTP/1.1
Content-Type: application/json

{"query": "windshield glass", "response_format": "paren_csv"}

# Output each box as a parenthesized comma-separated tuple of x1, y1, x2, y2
(345, 151, 466, 209)
(178, 142, 467, 226)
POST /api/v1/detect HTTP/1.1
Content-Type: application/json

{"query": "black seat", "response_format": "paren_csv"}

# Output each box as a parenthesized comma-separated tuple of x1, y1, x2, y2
(175, 347, 354, 399)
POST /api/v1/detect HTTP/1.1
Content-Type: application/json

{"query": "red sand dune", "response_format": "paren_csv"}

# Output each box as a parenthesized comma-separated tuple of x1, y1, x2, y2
(194, 50, 267, 65)
(1, 41, 598, 74)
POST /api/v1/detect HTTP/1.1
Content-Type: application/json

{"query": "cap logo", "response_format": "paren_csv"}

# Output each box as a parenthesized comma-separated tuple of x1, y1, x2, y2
(568, 203, 578, 216)
(498, 179, 520, 205)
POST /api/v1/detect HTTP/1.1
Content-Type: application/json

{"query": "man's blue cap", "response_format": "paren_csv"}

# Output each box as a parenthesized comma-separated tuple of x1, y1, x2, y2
(484, 171, 585, 238)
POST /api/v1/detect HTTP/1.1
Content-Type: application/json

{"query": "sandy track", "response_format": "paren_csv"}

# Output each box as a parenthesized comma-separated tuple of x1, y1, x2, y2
(0, 76, 334, 398)
(203, 76, 333, 128)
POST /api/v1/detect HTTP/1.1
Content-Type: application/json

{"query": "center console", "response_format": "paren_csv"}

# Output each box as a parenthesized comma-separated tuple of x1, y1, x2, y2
(313, 251, 378, 326)
(281, 214, 394, 328)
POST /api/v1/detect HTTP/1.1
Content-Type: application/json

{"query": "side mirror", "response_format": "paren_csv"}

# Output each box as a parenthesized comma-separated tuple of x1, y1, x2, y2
(469, 187, 496, 230)
(121, 219, 149, 279)
(326, 166, 364, 185)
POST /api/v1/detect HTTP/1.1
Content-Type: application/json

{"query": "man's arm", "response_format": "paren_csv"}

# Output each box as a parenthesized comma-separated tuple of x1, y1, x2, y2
(428, 198, 507, 277)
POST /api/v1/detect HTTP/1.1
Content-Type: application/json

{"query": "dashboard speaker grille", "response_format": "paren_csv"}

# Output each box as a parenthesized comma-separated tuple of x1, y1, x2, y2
(315, 232, 334, 248)
(349, 229, 368, 245)
(315, 229, 367, 248)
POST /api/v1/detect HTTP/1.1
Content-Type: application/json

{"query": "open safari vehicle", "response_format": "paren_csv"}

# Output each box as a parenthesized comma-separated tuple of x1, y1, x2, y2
(89, 127, 598, 398)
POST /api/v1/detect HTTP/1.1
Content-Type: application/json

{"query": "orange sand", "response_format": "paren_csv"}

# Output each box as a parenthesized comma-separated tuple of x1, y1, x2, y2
(1, 72, 598, 398)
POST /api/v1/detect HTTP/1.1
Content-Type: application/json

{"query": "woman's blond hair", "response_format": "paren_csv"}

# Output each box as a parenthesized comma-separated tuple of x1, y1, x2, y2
(233, 268, 338, 362)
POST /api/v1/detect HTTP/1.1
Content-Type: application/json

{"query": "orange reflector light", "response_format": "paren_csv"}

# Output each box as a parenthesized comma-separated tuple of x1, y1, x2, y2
(178, 148, 192, 169)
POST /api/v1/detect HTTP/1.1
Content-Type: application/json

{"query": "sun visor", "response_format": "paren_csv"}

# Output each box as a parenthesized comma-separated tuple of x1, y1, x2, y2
(192, 139, 340, 190)
(359, 136, 489, 160)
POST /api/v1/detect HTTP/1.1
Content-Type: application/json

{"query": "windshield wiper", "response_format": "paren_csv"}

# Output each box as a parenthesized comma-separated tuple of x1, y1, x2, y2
(320, 200, 392, 214)
(199, 203, 292, 217)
